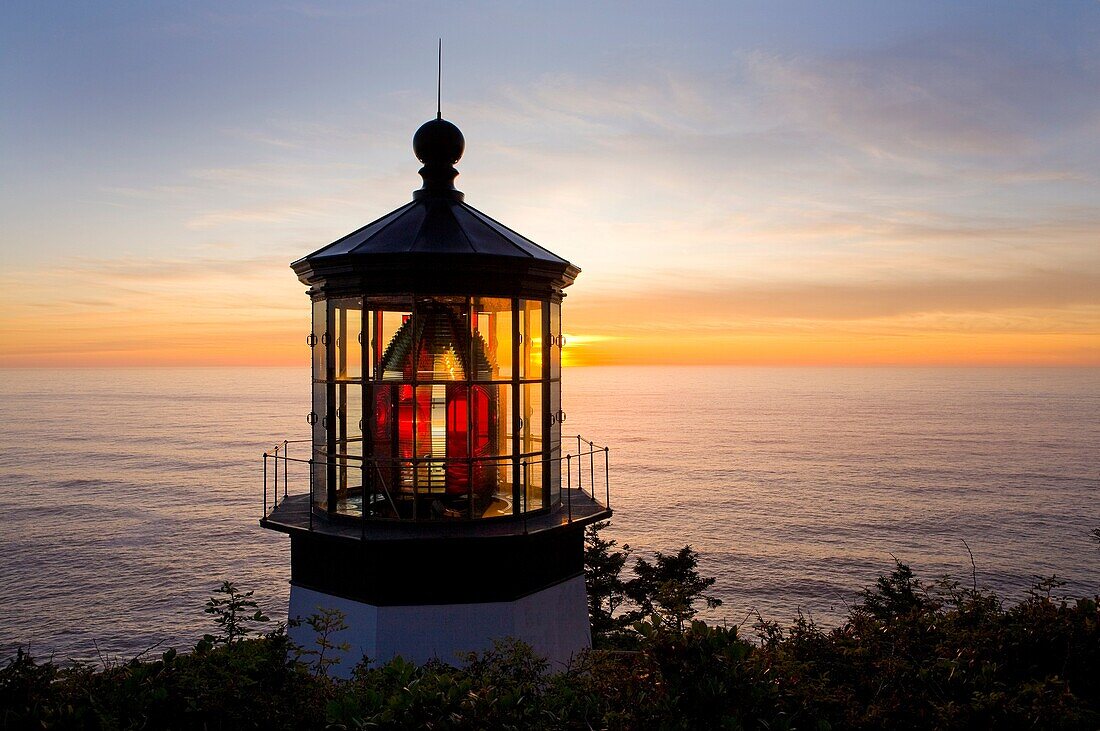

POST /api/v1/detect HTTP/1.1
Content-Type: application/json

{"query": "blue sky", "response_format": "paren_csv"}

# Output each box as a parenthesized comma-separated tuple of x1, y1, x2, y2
(1, 1, 1098, 365)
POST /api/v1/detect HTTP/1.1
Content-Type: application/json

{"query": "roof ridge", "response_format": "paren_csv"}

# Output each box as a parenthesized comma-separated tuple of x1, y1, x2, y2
(450, 201, 524, 257)
(293, 201, 416, 263)
(408, 198, 432, 252)
(448, 198, 478, 254)
(460, 202, 565, 262)
(351, 200, 420, 254)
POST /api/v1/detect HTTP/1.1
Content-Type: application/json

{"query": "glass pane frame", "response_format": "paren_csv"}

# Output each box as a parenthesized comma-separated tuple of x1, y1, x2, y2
(518, 299, 543, 380)
(472, 296, 513, 382)
(311, 298, 329, 380)
(331, 296, 364, 382)
(550, 300, 561, 379)
(519, 453, 544, 513)
(520, 383, 542, 456)
(549, 379, 561, 506)
(311, 446, 329, 511)
(311, 292, 560, 521)
(477, 457, 516, 518)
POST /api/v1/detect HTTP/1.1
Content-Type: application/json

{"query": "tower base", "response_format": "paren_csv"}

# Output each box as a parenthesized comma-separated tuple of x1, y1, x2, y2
(287, 575, 591, 676)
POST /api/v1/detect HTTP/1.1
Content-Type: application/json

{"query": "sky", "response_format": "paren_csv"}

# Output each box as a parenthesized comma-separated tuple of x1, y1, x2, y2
(1, 1, 1098, 367)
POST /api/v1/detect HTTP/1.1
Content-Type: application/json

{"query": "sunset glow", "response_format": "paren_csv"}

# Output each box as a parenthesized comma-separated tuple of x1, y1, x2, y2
(1, 2, 1097, 367)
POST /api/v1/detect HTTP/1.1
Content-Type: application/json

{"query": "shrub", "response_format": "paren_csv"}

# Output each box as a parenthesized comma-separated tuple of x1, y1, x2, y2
(2, 545, 1099, 729)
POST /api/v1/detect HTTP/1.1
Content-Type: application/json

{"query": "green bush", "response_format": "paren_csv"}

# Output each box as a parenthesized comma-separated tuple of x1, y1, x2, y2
(3, 537, 1098, 729)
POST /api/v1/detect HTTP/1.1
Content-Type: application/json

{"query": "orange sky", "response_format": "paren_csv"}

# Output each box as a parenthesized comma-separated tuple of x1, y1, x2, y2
(2, 5, 1099, 368)
(0, 261, 1095, 367)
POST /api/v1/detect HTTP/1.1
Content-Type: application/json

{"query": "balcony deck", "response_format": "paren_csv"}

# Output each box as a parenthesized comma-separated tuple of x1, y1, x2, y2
(261, 488, 611, 541)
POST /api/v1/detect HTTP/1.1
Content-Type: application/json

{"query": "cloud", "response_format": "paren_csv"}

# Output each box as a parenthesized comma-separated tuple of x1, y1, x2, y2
(456, 31, 1100, 212)
(44, 255, 287, 282)
(567, 268, 1100, 329)
(0, 253, 309, 366)
(4, 10, 1099, 367)
(186, 201, 325, 229)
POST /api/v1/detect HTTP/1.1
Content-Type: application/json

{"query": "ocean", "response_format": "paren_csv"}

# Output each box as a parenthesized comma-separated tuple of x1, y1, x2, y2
(1, 366, 1097, 662)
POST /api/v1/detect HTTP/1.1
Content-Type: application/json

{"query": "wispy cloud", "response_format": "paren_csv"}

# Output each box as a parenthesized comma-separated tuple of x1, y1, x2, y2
(569, 269, 1100, 328)
(0, 254, 307, 366)
(3, 4, 1099, 366)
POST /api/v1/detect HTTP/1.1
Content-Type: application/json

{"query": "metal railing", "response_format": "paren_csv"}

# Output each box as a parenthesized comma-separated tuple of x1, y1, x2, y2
(261, 438, 309, 516)
(261, 435, 610, 527)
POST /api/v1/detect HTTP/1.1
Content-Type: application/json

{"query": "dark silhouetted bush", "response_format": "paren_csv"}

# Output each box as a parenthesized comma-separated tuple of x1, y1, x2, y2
(3, 541, 1098, 729)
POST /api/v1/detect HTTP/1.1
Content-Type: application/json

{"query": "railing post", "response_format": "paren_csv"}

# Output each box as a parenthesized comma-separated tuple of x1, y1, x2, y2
(468, 457, 474, 520)
(273, 444, 279, 509)
(566, 454, 572, 522)
(370, 459, 377, 519)
(589, 439, 595, 501)
(604, 446, 610, 508)
(575, 436, 581, 496)
(521, 460, 528, 535)
(263, 453, 268, 517)
(283, 440, 288, 498)
(576, 435, 582, 495)
(308, 457, 314, 531)
(411, 456, 418, 522)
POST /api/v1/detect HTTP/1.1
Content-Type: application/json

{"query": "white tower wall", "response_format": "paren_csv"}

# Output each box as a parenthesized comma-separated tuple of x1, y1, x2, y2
(287, 575, 591, 677)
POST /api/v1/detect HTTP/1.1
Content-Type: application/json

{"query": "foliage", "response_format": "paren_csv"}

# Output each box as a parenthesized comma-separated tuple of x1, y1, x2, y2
(583, 520, 632, 643)
(585, 521, 722, 641)
(0, 627, 319, 730)
(324, 639, 552, 728)
(292, 607, 351, 678)
(3, 551, 1100, 729)
(201, 581, 269, 647)
(625, 545, 722, 633)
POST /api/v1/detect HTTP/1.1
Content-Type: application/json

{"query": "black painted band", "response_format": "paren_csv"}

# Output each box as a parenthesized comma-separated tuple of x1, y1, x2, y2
(289, 525, 586, 606)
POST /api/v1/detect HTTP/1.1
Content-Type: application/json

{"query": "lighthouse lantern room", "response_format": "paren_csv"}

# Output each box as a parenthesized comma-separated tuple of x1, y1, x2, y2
(261, 113, 611, 672)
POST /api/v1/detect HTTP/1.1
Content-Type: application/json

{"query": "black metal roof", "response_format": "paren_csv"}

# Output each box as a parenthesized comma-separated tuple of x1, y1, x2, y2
(292, 117, 579, 298)
(297, 197, 569, 264)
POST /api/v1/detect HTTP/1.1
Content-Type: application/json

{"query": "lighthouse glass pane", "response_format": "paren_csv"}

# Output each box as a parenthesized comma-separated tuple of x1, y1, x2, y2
(311, 381, 328, 451)
(415, 384, 448, 462)
(550, 301, 561, 379)
(312, 299, 328, 379)
(312, 447, 328, 511)
(417, 459, 448, 499)
(475, 458, 515, 518)
(376, 308, 412, 382)
(333, 298, 363, 381)
(365, 307, 378, 378)
(472, 297, 511, 381)
(367, 384, 402, 513)
(496, 384, 514, 456)
(365, 300, 411, 378)
(481, 383, 511, 457)
(520, 383, 542, 455)
(333, 382, 363, 515)
(519, 299, 543, 379)
(521, 455, 543, 512)
(375, 382, 414, 502)
(368, 384, 393, 460)
(396, 384, 418, 470)
(550, 380, 561, 505)
(347, 385, 364, 455)
(549, 442, 561, 507)
(414, 298, 469, 381)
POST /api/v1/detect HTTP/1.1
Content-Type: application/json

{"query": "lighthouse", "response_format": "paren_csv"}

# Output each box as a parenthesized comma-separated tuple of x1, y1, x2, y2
(260, 112, 611, 672)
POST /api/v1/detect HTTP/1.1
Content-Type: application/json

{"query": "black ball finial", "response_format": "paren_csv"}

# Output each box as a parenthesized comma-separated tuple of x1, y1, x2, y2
(413, 118, 464, 199)
(413, 118, 464, 166)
